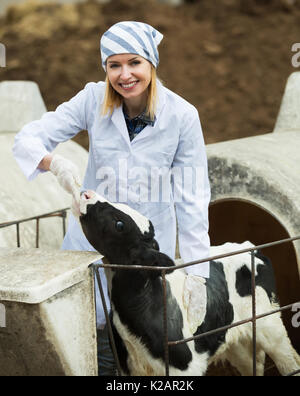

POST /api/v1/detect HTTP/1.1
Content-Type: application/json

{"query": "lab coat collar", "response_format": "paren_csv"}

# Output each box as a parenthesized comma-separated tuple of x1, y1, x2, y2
(111, 79, 166, 148)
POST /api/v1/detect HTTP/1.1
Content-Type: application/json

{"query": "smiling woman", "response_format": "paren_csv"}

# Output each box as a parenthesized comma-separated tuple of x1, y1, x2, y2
(13, 20, 211, 376)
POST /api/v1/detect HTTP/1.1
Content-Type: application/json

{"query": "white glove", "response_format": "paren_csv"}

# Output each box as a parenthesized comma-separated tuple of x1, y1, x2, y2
(183, 274, 207, 334)
(50, 154, 81, 215)
(71, 194, 81, 218)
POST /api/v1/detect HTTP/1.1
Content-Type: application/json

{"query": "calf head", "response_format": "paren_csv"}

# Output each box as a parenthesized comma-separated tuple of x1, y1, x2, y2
(79, 190, 174, 271)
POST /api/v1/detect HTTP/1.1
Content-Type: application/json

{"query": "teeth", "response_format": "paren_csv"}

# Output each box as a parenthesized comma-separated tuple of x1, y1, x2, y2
(122, 81, 137, 88)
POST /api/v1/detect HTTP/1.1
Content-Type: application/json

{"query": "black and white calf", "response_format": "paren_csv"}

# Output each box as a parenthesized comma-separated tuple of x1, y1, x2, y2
(79, 191, 300, 376)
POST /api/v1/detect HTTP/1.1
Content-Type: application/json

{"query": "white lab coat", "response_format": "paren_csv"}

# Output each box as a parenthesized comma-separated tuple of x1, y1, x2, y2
(13, 80, 211, 327)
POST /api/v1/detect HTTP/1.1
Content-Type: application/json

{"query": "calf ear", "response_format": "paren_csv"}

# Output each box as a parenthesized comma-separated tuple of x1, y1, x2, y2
(129, 247, 175, 277)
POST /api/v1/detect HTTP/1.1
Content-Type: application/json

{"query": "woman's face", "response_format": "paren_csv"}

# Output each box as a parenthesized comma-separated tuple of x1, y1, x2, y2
(106, 54, 152, 104)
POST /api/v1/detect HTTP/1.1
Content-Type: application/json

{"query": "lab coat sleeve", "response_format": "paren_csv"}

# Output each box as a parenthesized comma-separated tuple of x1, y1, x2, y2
(172, 107, 211, 278)
(13, 82, 94, 180)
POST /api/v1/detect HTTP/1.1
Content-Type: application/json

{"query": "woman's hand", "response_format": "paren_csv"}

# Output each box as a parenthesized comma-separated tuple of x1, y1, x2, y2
(49, 154, 81, 198)
(183, 274, 207, 334)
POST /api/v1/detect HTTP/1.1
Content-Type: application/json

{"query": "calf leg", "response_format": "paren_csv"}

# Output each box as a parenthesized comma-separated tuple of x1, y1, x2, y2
(257, 313, 300, 376)
(225, 340, 265, 376)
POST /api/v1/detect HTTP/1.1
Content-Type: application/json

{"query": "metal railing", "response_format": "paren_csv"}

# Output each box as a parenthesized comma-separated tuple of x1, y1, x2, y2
(0, 208, 69, 248)
(93, 235, 300, 377)
(1, 210, 299, 376)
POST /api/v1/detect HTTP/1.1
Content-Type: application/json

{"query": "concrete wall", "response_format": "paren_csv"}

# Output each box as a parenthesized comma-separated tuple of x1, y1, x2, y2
(0, 249, 101, 376)
(0, 81, 100, 375)
(274, 71, 300, 133)
(207, 130, 300, 267)
(206, 72, 300, 350)
(207, 72, 300, 271)
(0, 80, 88, 249)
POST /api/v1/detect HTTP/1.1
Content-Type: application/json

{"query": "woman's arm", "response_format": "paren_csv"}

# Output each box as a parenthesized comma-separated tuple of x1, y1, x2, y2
(38, 154, 53, 171)
(13, 82, 98, 180)
(172, 107, 211, 278)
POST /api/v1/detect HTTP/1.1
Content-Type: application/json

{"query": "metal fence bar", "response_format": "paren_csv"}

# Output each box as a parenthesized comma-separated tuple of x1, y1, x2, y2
(169, 235, 300, 272)
(161, 270, 170, 377)
(94, 265, 122, 376)
(0, 208, 70, 228)
(0, 208, 70, 248)
(36, 218, 40, 248)
(168, 301, 300, 346)
(16, 223, 20, 247)
(251, 250, 257, 377)
(62, 210, 67, 236)
(92, 235, 300, 273)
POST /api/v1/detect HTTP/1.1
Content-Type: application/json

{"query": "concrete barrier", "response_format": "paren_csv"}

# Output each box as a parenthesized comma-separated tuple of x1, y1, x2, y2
(274, 72, 300, 133)
(206, 72, 300, 270)
(0, 81, 46, 134)
(0, 302, 5, 327)
(207, 130, 300, 266)
(206, 72, 300, 351)
(0, 81, 88, 249)
(0, 43, 5, 68)
(0, 248, 102, 376)
(207, 74, 300, 265)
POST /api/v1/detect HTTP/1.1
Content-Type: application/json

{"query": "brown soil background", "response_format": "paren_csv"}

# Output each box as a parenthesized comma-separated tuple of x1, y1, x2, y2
(0, 0, 299, 376)
(1, 0, 300, 150)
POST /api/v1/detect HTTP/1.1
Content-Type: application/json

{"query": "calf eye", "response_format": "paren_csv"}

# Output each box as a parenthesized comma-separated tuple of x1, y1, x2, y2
(115, 221, 124, 232)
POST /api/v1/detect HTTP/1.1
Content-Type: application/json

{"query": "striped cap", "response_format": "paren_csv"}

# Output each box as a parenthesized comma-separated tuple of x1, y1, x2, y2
(100, 21, 163, 70)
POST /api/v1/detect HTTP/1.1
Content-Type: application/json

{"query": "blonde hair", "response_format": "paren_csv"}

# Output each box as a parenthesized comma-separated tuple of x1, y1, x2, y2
(101, 65, 158, 121)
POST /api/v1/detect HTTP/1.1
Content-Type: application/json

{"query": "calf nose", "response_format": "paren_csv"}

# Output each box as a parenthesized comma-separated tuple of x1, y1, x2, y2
(80, 190, 88, 200)
(81, 190, 93, 200)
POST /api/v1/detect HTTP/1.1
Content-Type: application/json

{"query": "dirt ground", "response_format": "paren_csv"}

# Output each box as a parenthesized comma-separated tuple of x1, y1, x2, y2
(0, 0, 300, 150)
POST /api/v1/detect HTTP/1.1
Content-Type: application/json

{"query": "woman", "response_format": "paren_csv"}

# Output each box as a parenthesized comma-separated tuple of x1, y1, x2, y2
(13, 21, 211, 375)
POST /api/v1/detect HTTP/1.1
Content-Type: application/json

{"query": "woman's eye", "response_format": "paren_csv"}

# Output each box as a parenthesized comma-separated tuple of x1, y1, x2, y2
(131, 60, 141, 66)
(115, 221, 124, 232)
(109, 64, 119, 69)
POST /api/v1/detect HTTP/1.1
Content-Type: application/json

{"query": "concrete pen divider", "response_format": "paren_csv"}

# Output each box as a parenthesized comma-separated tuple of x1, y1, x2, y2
(0, 248, 102, 376)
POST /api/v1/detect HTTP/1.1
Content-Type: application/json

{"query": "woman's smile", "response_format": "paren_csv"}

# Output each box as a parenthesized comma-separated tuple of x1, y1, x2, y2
(119, 80, 139, 90)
